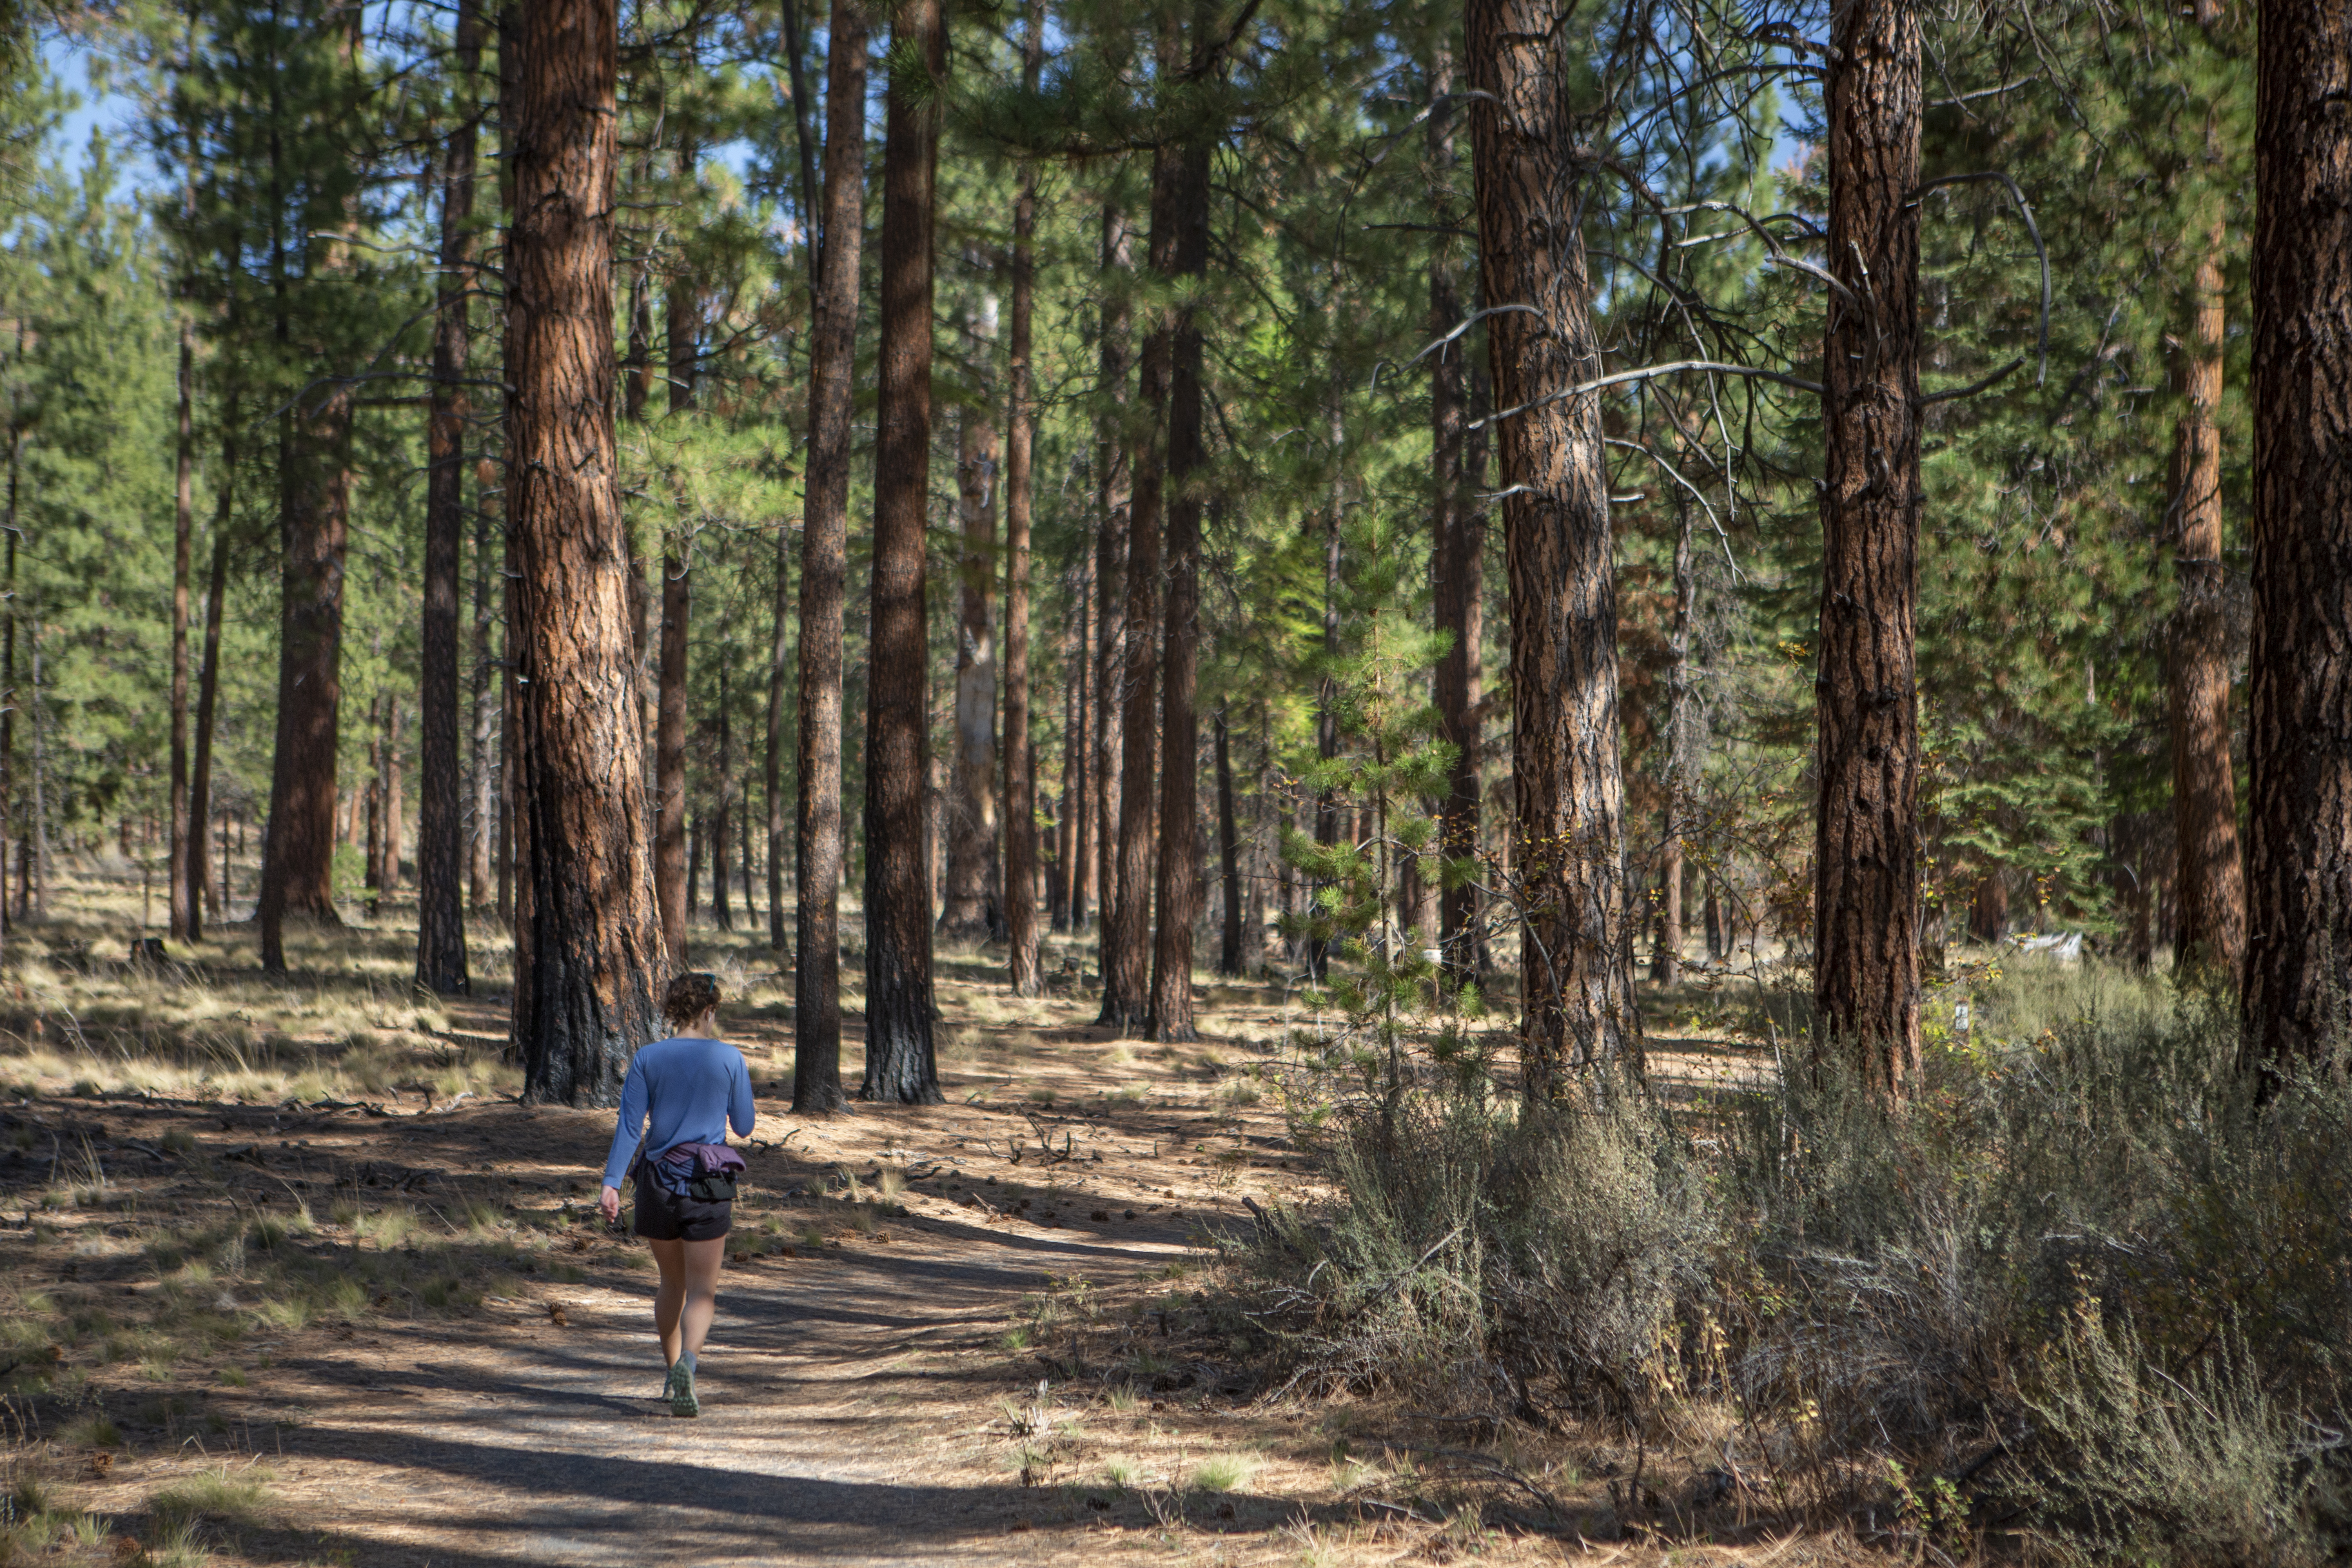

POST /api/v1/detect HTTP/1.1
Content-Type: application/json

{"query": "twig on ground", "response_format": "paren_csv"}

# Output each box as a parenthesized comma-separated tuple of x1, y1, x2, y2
(1353, 1497, 1440, 1523)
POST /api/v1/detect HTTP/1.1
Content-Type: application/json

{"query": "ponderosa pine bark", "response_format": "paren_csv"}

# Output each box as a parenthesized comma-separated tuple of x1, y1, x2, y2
(1428, 45, 1482, 988)
(0, 428, 13, 952)
(862, 0, 946, 1103)
(169, 312, 194, 944)
(169, 84, 195, 942)
(712, 669, 733, 931)
(943, 341, 1002, 942)
(1003, 0, 1044, 997)
(415, 0, 483, 993)
(505, 0, 665, 1102)
(1063, 571, 1091, 929)
(1149, 109, 1212, 1043)
(1093, 201, 1132, 973)
(188, 501, 229, 934)
(769, 0, 821, 962)
(379, 696, 403, 894)
(655, 551, 690, 960)
(1811, 0, 1923, 1096)
(1653, 494, 1695, 987)
(0, 419, 14, 935)
(1310, 421, 1341, 985)
(1100, 144, 1179, 1034)
(1214, 705, 1242, 974)
(766, 517, 791, 952)
(253, 11, 354, 972)
(793, 0, 865, 1116)
(468, 476, 498, 911)
(2241, 0, 2352, 1080)
(2167, 216, 2246, 980)
(1468, 0, 1640, 1091)
(625, 264, 656, 754)
(1051, 571, 1081, 930)
(389, 709, 406, 890)
(189, 367, 239, 933)
(258, 387, 352, 971)
(653, 246, 700, 964)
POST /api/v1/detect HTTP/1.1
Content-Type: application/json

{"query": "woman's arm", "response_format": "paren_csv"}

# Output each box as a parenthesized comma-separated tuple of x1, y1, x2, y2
(730, 1051, 756, 1138)
(599, 1056, 650, 1191)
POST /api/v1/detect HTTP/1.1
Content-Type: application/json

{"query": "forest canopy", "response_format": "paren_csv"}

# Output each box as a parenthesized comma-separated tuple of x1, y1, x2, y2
(0, 0, 2337, 1103)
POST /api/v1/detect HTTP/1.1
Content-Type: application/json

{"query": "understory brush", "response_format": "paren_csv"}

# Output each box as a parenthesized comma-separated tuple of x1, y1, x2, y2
(1241, 972, 2352, 1559)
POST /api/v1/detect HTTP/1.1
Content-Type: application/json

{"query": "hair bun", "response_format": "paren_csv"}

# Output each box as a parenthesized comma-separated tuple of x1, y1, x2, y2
(662, 971, 721, 1030)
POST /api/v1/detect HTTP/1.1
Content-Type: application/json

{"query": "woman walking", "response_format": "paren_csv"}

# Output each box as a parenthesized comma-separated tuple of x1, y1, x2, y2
(598, 972, 755, 1417)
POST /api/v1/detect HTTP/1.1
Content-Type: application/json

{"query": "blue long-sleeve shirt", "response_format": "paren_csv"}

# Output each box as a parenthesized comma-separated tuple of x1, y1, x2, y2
(600, 1036, 756, 1189)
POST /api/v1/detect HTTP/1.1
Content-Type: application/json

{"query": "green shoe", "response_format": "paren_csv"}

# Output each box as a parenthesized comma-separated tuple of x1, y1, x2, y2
(664, 1359, 699, 1418)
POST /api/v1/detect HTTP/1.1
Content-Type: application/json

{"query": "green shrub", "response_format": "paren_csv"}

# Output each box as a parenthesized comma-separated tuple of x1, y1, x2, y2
(2031, 1317, 2336, 1566)
(1244, 962, 2352, 1552)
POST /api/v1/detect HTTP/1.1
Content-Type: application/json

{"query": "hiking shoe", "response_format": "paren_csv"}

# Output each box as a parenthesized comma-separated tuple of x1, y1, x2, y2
(664, 1358, 699, 1417)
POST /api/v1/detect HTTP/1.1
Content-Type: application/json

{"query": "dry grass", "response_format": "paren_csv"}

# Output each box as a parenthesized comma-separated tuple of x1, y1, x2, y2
(0, 867, 1899, 1567)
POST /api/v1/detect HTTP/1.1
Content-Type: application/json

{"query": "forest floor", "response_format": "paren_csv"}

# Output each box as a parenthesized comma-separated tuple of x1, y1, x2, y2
(0, 869, 1834, 1568)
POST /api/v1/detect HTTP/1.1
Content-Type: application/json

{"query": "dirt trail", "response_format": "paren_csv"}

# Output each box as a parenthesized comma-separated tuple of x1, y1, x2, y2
(265, 1175, 1205, 1566)
(3, 913, 1786, 1567)
(11, 958, 1406, 1567)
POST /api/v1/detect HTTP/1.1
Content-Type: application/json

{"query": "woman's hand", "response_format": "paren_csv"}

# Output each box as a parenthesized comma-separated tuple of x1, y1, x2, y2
(598, 1185, 621, 1225)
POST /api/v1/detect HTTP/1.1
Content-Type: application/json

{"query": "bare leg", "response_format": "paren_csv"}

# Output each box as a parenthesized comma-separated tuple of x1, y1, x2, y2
(646, 1235, 726, 1366)
(647, 1236, 686, 1365)
(675, 1236, 725, 1359)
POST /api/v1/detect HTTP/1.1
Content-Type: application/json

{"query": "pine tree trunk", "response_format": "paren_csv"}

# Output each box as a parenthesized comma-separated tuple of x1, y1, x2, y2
(793, 0, 866, 1116)
(1003, 2, 1045, 996)
(380, 697, 403, 894)
(259, 387, 353, 971)
(370, 723, 388, 893)
(1092, 203, 1132, 980)
(417, 0, 483, 990)
(2167, 218, 2246, 980)
(862, 0, 946, 1104)
(468, 472, 497, 911)
(655, 550, 690, 960)
(764, 7, 811, 964)
(1653, 495, 1696, 987)
(169, 316, 194, 942)
(0, 428, 15, 946)
(713, 673, 734, 931)
(1242, 704, 1272, 974)
(1308, 392, 1343, 987)
(29, 620, 45, 920)
(188, 481, 230, 934)
(1049, 582, 1074, 933)
(1101, 150, 1178, 1034)
(1468, 0, 1641, 1091)
(498, 607, 514, 923)
(1810, 0, 1923, 1096)
(1215, 706, 1242, 975)
(505, 0, 664, 1103)
(1149, 97, 1212, 1042)
(653, 234, 701, 961)
(1062, 568, 1090, 931)
(741, 786, 756, 914)
(666, 198, 700, 410)
(2241, 0, 2352, 1080)
(766, 515, 790, 952)
(1968, 873, 2007, 944)
(1428, 43, 1482, 989)
(626, 265, 655, 753)
(943, 369, 1002, 941)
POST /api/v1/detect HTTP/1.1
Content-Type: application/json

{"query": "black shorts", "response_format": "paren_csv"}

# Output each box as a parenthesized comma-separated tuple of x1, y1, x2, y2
(631, 1165, 733, 1242)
